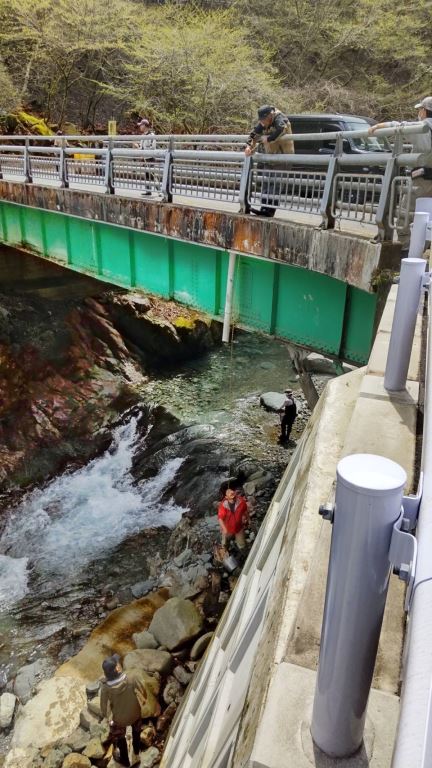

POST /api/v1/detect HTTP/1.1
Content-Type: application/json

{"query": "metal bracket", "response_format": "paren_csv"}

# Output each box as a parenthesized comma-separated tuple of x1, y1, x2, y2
(319, 503, 334, 523)
(401, 472, 423, 530)
(389, 510, 417, 610)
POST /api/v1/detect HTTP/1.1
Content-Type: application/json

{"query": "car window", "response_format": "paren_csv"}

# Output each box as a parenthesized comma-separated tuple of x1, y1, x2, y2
(289, 120, 322, 153)
(344, 120, 389, 151)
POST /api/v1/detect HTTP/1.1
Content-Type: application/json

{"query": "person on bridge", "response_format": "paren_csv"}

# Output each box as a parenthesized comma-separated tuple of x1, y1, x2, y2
(244, 106, 294, 217)
(100, 654, 143, 767)
(134, 118, 157, 196)
(369, 97, 432, 253)
(217, 487, 249, 552)
(278, 388, 297, 444)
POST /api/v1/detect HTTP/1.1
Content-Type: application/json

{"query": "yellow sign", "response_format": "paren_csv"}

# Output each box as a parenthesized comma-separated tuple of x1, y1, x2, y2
(108, 120, 117, 136)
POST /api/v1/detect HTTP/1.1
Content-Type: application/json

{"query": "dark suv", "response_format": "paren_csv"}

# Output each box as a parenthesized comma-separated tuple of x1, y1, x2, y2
(287, 113, 391, 168)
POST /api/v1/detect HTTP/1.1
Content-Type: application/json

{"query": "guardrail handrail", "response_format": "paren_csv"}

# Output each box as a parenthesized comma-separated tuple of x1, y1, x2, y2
(0, 122, 428, 238)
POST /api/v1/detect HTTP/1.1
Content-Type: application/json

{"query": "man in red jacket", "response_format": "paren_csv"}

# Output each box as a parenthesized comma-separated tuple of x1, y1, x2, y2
(218, 488, 249, 551)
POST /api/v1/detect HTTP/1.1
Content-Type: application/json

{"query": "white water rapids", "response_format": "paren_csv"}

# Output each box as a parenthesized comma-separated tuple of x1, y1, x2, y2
(0, 417, 185, 610)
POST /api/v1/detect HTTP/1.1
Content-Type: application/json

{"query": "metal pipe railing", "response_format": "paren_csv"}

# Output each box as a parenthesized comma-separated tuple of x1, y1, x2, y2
(0, 123, 428, 235)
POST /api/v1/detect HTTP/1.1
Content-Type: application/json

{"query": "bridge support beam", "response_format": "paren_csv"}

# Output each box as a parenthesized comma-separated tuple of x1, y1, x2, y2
(222, 250, 236, 343)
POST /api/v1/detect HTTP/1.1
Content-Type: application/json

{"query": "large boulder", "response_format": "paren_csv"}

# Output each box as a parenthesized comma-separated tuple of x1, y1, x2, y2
(0, 692, 17, 730)
(132, 630, 158, 650)
(11, 676, 86, 751)
(124, 649, 173, 677)
(259, 392, 285, 412)
(149, 598, 204, 651)
(4, 747, 38, 768)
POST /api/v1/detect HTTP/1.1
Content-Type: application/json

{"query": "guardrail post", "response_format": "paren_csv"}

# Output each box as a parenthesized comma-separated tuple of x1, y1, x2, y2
(384, 255, 426, 391)
(24, 139, 32, 183)
(311, 453, 407, 758)
(161, 137, 173, 203)
(239, 154, 251, 213)
(222, 251, 236, 342)
(319, 135, 341, 229)
(105, 139, 114, 194)
(375, 133, 403, 241)
(59, 139, 68, 188)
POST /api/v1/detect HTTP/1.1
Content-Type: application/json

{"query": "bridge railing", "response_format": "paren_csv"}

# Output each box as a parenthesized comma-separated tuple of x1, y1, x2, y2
(0, 123, 428, 239)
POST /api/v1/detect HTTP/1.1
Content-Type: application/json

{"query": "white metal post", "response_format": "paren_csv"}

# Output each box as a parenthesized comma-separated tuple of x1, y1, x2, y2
(384, 257, 426, 391)
(408, 211, 430, 258)
(222, 251, 236, 343)
(311, 453, 406, 758)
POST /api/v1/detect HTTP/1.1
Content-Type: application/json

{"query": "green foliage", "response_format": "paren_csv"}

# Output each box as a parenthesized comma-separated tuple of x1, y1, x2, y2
(0, 0, 431, 130)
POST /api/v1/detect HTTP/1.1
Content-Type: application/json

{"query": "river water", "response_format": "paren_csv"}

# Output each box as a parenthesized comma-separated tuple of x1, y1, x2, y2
(0, 331, 298, 699)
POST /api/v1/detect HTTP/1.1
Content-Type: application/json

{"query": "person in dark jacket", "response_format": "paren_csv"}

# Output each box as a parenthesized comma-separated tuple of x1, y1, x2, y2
(100, 654, 143, 767)
(278, 388, 297, 444)
(245, 106, 294, 217)
(245, 106, 294, 157)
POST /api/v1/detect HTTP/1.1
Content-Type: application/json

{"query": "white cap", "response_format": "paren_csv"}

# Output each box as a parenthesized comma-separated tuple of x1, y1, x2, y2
(415, 96, 432, 111)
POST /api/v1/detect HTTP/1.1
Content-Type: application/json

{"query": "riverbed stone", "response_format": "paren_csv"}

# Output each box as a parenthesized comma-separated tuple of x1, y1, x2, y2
(13, 659, 48, 703)
(124, 649, 173, 677)
(42, 747, 67, 768)
(173, 548, 193, 568)
(11, 676, 86, 751)
(259, 391, 285, 412)
(140, 722, 156, 748)
(132, 630, 159, 650)
(80, 708, 99, 731)
(65, 727, 89, 752)
(149, 597, 204, 650)
(62, 755, 92, 768)
(173, 665, 192, 686)
(82, 738, 104, 761)
(162, 676, 184, 706)
(0, 692, 17, 730)
(130, 580, 155, 599)
(87, 695, 102, 718)
(156, 702, 176, 733)
(190, 632, 214, 660)
(140, 747, 160, 767)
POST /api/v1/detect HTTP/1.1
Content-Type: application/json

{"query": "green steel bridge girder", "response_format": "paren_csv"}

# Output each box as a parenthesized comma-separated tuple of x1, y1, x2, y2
(0, 200, 376, 364)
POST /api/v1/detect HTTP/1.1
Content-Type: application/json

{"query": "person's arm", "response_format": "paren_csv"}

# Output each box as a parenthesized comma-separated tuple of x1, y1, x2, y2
(245, 123, 264, 155)
(368, 120, 401, 135)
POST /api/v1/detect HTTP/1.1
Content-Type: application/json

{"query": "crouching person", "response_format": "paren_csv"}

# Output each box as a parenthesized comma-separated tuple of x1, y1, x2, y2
(100, 653, 143, 767)
(217, 487, 249, 552)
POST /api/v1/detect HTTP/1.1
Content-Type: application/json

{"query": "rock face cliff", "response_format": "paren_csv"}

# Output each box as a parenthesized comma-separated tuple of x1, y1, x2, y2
(0, 273, 221, 494)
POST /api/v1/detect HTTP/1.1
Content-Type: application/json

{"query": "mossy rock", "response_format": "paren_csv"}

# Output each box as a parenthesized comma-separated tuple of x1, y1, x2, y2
(5, 111, 53, 136)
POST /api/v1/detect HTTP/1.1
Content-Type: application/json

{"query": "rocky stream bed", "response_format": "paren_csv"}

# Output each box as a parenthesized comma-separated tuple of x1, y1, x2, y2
(0, 247, 339, 767)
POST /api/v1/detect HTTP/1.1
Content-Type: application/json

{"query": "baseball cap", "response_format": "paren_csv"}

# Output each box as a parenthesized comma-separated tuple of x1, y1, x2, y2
(137, 118, 150, 127)
(415, 97, 432, 111)
(102, 653, 121, 681)
(258, 105, 275, 120)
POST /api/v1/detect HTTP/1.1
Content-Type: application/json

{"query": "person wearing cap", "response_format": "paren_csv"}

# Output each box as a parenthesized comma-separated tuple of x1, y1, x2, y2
(278, 388, 297, 444)
(217, 487, 249, 551)
(369, 97, 432, 252)
(134, 118, 156, 196)
(244, 106, 294, 217)
(245, 106, 294, 157)
(100, 654, 144, 767)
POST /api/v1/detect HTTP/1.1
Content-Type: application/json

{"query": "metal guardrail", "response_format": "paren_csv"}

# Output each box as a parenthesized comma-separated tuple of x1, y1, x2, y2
(0, 123, 428, 239)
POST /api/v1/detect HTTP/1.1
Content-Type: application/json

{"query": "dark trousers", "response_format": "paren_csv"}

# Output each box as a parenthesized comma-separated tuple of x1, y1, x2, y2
(109, 719, 142, 766)
(280, 414, 295, 441)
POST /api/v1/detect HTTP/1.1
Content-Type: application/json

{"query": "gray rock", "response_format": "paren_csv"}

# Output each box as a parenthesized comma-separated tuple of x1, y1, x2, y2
(132, 630, 159, 650)
(130, 580, 155, 599)
(62, 755, 92, 768)
(87, 696, 101, 718)
(140, 746, 160, 768)
(173, 548, 193, 568)
(199, 553, 212, 564)
(259, 391, 285, 412)
(85, 680, 100, 699)
(79, 708, 99, 731)
(0, 692, 17, 730)
(64, 727, 89, 753)
(89, 718, 109, 743)
(246, 469, 267, 481)
(124, 649, 173, 677)
(42, 748, 65, 768)
(13, 659, 48, 703)
(116, 586, 133, 604)
(190, 632, 214, 661)
(149, 597, 204, 651)
(243, 481, 256, 495)
(173, 666, 192, 686)
(82, 737, 105, 760)
(162, 676, 183, 706)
